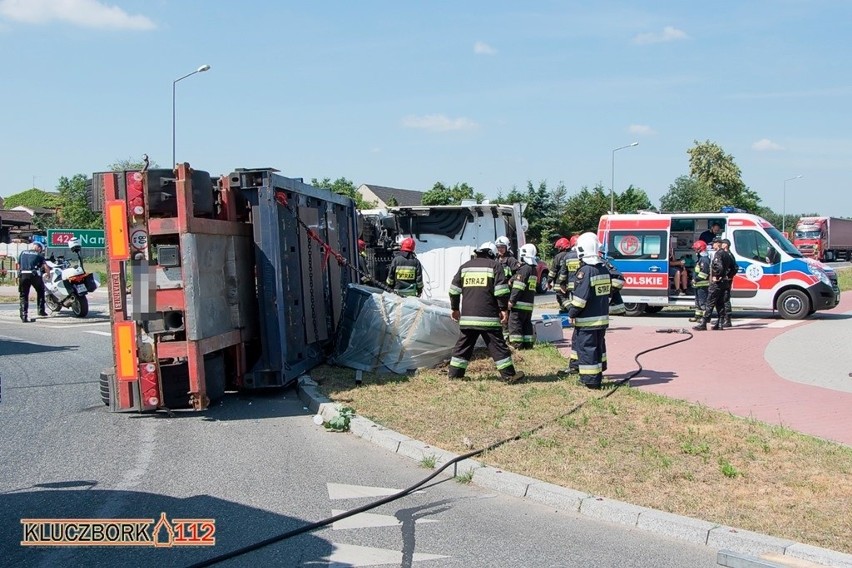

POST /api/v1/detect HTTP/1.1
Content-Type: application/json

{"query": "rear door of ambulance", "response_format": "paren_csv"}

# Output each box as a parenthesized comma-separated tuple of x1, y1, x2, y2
(600, 216, 671, 307)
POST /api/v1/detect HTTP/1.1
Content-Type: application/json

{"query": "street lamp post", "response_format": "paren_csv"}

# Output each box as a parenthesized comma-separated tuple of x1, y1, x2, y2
(172, 64, 211, 168)
(611, 142, 639, 213)
(782, 175, 803, 235)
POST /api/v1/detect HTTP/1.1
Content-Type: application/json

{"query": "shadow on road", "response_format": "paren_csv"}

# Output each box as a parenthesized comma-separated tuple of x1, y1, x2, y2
(613, 369, 677, 386)
(0, 338, 78, 356)
(122, 387, 310, 422)
(0, 487, 333, 566)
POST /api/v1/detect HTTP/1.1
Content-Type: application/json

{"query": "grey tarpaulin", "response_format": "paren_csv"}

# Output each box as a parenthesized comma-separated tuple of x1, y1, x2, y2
(332, 284, 460, 374)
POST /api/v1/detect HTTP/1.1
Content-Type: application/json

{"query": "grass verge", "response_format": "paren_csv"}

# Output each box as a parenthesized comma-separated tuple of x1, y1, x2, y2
(314, 343, 852, 554)
(836, 266, 852, 291)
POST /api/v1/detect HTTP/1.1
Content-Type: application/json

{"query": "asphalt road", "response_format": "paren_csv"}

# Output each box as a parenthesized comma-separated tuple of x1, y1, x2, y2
(0, 299, 720, 568)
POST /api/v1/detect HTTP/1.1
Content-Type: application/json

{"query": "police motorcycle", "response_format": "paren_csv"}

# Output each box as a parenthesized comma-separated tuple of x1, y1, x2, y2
(43, 238, 99, 318)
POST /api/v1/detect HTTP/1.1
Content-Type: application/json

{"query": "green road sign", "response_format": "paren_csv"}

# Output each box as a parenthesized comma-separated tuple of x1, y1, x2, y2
(47, 229, 106, 249)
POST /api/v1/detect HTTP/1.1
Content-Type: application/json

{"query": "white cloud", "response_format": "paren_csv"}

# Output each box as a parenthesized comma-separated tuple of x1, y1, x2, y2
(752, 138, 785, 151)
(633, 26, 688, 45)
(473, 41, 496, 55)
(401, 114, 479, 132)
(0, 0, 155, 30)
(628, 124, 656, 136)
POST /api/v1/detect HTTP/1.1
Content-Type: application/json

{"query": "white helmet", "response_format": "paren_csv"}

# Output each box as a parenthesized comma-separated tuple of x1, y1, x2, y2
(575, 232, 602, 265)
(475, 242, 498, 258)
(495, 236, 511, 249)
(519, 243, 537, 266)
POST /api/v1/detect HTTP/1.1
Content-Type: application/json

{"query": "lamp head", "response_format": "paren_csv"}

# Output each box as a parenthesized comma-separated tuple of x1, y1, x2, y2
(197, 64, 211, 72)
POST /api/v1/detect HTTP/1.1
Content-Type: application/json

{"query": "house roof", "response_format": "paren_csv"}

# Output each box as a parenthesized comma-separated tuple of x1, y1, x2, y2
(0, 209, 34, 225)
(361, 184, 423, 206)
(11, 205, 55, 215)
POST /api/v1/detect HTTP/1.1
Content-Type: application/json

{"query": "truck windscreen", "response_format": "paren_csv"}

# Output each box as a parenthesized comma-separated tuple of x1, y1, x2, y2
(794, 230, 820, 239)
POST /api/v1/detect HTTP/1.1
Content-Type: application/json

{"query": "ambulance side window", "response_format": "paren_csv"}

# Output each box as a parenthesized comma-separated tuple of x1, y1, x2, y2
(733, 230, 779, 265)
(607, 231, 667, 260)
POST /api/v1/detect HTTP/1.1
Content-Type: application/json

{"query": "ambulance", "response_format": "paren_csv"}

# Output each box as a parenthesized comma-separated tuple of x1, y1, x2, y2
(597, 210, 841, 319)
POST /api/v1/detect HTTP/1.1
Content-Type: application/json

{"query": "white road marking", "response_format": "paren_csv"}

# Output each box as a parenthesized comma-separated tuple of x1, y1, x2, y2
(83, 330, 112, 337)
(765, 319, 804, 328)
(323, 543, 448, 567)
(331, 509, 439, 530)
(327, 483, 402, 500)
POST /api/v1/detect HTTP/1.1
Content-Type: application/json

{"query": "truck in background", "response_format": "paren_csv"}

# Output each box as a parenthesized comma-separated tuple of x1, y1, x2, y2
(359, 202, 549, 300)
(792, 216, 852, 262)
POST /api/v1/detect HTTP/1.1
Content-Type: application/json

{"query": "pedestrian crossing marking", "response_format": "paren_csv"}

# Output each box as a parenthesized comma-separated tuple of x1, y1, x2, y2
(323, 542, 448, 567)
(331, 509, 439, 530)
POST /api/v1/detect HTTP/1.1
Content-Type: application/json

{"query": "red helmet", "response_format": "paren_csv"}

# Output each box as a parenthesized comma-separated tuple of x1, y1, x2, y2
(358, 239, 366, 252)
(691, 240, 707, 252)
(554, 237, 569, 250)
(400, 237, 415, 252)
(568, 235, 579, 248)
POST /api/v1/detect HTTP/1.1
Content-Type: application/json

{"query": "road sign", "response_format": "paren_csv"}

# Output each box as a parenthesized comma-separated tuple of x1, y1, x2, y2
(47, 229, 106, 249)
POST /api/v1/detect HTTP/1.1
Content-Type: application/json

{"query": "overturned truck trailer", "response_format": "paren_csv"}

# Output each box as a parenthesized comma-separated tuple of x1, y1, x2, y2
(95, 164, 358, 412)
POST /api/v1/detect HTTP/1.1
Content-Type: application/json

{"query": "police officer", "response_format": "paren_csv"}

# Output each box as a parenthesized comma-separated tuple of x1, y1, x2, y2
(694, 237, 737, 330)
(495, 236, 521, 280)
(548, 237, 570, 308)
(386, 237, 423, 297)
(564, 233, 611, 389)
(448, 242, 524, 383)
(17, 240, 47, 322)
(507, 244, 538, 350)
(689, 240, 711, 322)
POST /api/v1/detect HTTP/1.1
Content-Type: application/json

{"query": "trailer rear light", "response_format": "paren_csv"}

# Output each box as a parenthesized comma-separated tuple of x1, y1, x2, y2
(114, 321, 138, 381)
(139, 362, 159, 410)
(106, 201, 130, 260)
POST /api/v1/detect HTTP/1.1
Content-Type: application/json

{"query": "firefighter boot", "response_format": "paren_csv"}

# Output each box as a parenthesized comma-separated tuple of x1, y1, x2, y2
(722, 316, 732, 328)
(503, 370, 526, 384)
(692, 318, 708, 331)
(711, 319, 724, 330)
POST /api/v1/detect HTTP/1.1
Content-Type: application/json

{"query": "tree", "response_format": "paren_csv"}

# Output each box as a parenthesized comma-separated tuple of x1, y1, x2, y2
(2, 188, 63, 210)
(421, 182, 483, 206)
(56, 174, 102, 229)
(754, 206, 819, 233)
(109, 156, 159, 171)
(616, 185, 654, 213)
(687, 140, 761, 211)
(660, 176, 723, 213)
(562, 184, 611, 236)
(310, 177, 376, 209)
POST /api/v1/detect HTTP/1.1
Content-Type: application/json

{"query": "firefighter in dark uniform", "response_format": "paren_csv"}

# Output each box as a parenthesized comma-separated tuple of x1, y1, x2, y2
(694, 237, 737, 330)
(386, 237, 423, 297)
(357, 239, 372, 284)
(448, 242, 524, 383)
(17, 240, 47, 322)
(564, 232, 611, 389)
(548, 237, 570, 309)
(719, 238, 737, 327)
(601, 256, 624, 372)
(557, 235, 581, 372)
(689, 240, 711, 322)
(508, 243, 538, 350)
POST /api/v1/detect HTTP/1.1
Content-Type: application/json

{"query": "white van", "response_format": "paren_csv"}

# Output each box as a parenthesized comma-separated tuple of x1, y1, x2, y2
(597, 211, 840, 319)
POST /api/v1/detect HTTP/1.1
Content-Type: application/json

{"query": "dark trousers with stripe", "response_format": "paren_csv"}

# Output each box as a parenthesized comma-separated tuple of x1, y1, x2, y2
(694, 287, 708, 318)
(449, 328, 516, 380)
(507, 310, 534, 349)
(574, 328, 606, 386)
(18, 273, 45, 319)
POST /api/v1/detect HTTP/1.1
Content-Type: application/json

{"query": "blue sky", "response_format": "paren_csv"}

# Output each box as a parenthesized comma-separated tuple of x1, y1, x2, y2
(1, 0, 851, 217)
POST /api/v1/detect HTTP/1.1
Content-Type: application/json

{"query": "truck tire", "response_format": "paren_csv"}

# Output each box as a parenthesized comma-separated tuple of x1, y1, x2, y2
(623, 303, 647, 317)
(99, 369, 114, 406)
(537, 270, 549, 294)
(777, 289, 810, 320)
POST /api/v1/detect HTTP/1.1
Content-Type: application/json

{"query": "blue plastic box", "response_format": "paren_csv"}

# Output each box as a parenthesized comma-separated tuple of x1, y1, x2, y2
(540, 313, 571, 328)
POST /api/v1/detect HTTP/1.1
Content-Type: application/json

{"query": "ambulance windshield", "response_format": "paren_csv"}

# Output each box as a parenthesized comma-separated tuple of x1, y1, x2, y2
(764, 227, 802, 258)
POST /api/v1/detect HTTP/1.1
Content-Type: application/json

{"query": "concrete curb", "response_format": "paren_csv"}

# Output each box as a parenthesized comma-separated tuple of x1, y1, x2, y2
(297, 377, 852, 568)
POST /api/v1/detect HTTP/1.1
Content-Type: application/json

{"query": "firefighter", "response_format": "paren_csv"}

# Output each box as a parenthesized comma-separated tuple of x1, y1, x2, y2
(564, 232, 611, 389)
(548, 237, 570, 309)
(357, 239, 372, 284)
(719, 238, 738, 327)
(386, 237, 423, 297)
(689, 240, 711, 322)
(508, 243, 538, 350)
(557, 235, 581, 372)
(448, 242, 524, 383)
(495, 236, 521, 280)
(17, 240, 47, 322)
(694, 237, 737, 331)
(601, 256, 624, 372)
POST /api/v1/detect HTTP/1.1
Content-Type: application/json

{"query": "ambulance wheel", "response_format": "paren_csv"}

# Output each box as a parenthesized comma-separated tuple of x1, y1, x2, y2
(777, 289, 810, 320)
(644, 305, 665, 314)
(623, 303, 647, 317)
